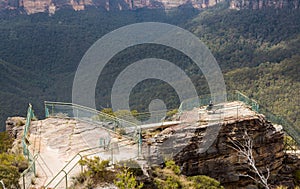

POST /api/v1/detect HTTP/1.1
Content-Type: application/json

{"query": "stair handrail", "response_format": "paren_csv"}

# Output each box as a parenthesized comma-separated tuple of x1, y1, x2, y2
(45, 141, 134, 188)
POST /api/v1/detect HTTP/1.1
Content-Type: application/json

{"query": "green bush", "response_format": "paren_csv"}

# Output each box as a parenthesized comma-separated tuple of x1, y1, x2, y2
(165, 160, 181, 175)
(114, 167, 144, 189)
(155, 176, 181, 189)
(0, 153, 28, 188)
(77, 156, 114, 187)
(0, 132, 13, 153)
(284, 135, 297, 150)
(294, 170, 300, 184)
(188, 175, 224, 189)
(166, 109, 178, 119)
(152, 160, 224, 189)
(101, 108, 115, 117)
(118, 159, 143, 176)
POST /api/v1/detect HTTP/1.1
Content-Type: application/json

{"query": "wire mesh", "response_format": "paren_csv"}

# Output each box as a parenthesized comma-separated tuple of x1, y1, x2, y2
(179, 90, 299, 145)
(45, 142, 138, 189)
(44, 102, 138, 139)
(20, 104, 37, 189)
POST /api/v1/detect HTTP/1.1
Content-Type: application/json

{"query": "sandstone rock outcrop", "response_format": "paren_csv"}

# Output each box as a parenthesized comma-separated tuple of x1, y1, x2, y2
(175, 115, 285, 188)
(143, 101, 299, 188)
(5, 116, 26, 154)
(5, 116, 25, 139)
(1, 0, 299, 14)
(230, 0, 300, 10)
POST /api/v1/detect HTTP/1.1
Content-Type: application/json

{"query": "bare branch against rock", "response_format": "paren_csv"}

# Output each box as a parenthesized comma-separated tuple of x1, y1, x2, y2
(227, 130, 270, 189)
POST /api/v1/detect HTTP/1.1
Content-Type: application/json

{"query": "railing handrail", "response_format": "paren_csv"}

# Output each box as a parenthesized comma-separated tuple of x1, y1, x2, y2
(44, 101, 139, 128)
(45, 141, 134, 188)
(178, 90, 299, 146)
(20, 153, 39, 177)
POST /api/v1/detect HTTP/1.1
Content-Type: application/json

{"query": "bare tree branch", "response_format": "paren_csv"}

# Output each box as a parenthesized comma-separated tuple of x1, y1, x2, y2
(228, 130, 270, 189)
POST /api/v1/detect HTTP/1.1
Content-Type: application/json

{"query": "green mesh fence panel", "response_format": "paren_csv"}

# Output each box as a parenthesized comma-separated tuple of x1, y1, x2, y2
(178, 94, 211, 112)
(45, 142, 136, 189)
(236, 91, 259, 112)
(20, 104, 38, 189)
(178, 91, 259, 113)
(44, 102, 139, 139)
(179, 90, 299, 145)
(258, 104, 300, 145)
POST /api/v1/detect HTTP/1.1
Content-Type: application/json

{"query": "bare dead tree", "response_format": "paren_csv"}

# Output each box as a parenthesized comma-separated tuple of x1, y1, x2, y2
(228, 130, 270, 189)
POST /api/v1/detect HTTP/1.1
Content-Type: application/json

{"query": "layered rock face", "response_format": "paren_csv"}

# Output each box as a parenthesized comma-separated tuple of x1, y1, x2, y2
(175, 115, 285, 188)
(0, 0, 225, 14)
(230, 0, 300, 9)
(1, 0, 298, 14)
(144, 102, 299, 188)
(6, 116, 25, 139)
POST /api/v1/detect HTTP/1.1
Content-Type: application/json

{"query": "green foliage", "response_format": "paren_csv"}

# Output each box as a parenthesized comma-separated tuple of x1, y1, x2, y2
(101, 108, 115, 117)
(225, 55, 300, 128)
(0, 164, 19, 188)
(114, 110, 138, 123)
(284, 135, 297, 150)
(189, 8, 300, 70)
(76, 156, 116, 188)
(188, 175, 224, 189)
(0, 132, 13, 153)
(0, 131, 28, 188)
(165, 160, 181, 175)
(155, 176, 181, 189)
(78, 157, 110, 179)
(276, 186, 288, 189)
(118, 159, 143, 176)
(116, 127, 127, 135)
(16, 119, 25, 127)
(0, 153, 28, 188)
(114, 167, 144, 189)
(294, 170, 300, 184)
(166, 109, 178, 120)
(153, 160, 223, 189)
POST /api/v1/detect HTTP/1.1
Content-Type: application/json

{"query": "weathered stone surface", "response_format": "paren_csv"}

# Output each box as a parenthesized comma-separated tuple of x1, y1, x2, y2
(0, 0, 299, 14)
(143, 101, 299, 188)
(5, 116, 26, 154)
(175, 116, 286, 188)
(5, 116, 25, 139)
(230, 0, 300, 9)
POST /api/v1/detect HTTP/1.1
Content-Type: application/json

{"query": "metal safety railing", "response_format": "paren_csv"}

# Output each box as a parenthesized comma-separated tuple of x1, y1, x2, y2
(179, 90, 299, 146)
(178, 90, 259, 113)
(44, 140, 138, 189)
(258, 104, 300, 145)
(43, 102, 145, 188)
(20, 104, 38, 189)
(44, 101, 140, 139)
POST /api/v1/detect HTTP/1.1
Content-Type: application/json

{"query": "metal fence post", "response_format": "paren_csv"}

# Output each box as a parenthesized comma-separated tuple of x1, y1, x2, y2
(61, 170, 68, 189)
(138, 128, 142, 159)
(23, 175, 25, 189)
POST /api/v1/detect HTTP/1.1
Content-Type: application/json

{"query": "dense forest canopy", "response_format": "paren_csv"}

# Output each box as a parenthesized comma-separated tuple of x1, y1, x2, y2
(0, 5, 299, 131)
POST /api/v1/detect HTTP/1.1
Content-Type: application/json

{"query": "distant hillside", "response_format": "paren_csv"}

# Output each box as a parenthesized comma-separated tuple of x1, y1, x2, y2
(187, 8, 300, 127)
(0, 59, 45, 130)
(226, 54, 300, 127)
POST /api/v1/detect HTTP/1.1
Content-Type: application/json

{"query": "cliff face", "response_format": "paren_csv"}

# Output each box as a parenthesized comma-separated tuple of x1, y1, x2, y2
(174, 115, 286, 188)
(144, 102, 300, 188)
(229, 0, 300, 9)
(0, 0, 224, 14)
(1, 0, 299, 14)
